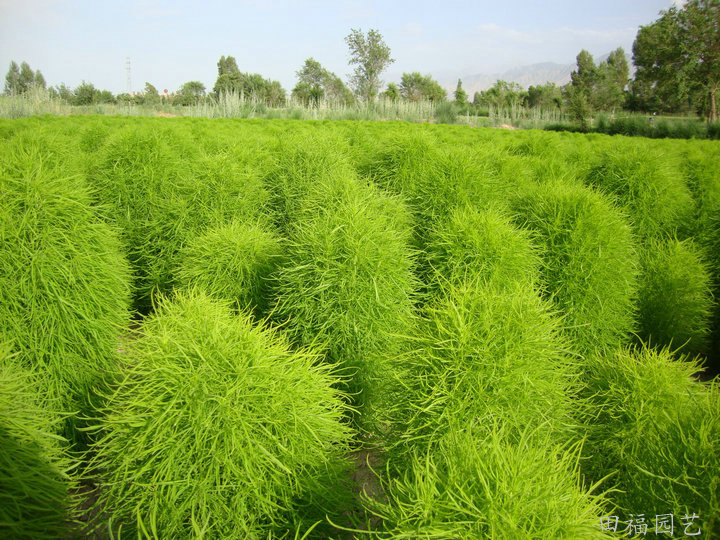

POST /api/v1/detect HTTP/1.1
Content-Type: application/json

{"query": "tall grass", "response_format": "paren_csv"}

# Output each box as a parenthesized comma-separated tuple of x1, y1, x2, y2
(0, 144, 132, 439)
(581, 346, 720, 536)
(88, 291, 353, 537)
(511, 180, 639, 355)
(0, 344, 77, 538)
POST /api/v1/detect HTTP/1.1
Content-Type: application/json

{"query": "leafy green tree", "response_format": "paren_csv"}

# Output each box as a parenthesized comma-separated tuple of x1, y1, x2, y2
(477, 80, 525, 109)
(570, 50, 599, 101)
(381, 82, 400, 102)
(18, 62, 35, 93)
(594, 48, 629, 111)
(454, 79, 467, 105)
(175, 81, 206, 105)
(97, 90, 115, 104)
(73, 81, 99, 105)
(54, 83, 73, 102)
(679, 0, 720, 121)
(400, 72, 446, 102)
(33, 70, 46, 90)
(632, 1, 719, 119)
(526, 82, 562, 109)
(345, 28, 394, 102)
(4, 61, 20, 95)
(143, 82, 161, 105)
(212, 55, 286, 105)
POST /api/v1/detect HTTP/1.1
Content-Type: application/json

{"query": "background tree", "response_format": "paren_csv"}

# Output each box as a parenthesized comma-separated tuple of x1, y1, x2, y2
(476, 80, 525, 109)
(4, 61, 20, 95)
(175, 81, 206, 105)
(33, 70, 46, 89)
(399, 72, 447, 102)
(18, 62, 35, 94)
(570, 50, 599, 104)
(526, 82, 562, 109)
(143, 82, 161, 105)
(679, 0, 720, 121)
(381, 82, 400, 102)
(345, 28, 394, 102)
(594, 48, 629, 111)
(292, 58, 328, 105)
(454, 79, 467, 105)
(73, 81, 99, 105)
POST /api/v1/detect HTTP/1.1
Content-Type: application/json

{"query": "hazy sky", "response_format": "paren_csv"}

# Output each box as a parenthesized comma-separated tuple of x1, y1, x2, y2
(0, 0, 679, 95)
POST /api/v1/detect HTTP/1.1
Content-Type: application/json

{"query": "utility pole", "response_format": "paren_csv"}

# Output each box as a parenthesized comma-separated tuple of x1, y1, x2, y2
(126, 57, 132, 95)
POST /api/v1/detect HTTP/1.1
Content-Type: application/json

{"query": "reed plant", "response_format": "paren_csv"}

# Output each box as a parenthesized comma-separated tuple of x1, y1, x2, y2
(88, 291, 353, 538)
(0, 144, 131, 439)
(581, 346, 719, 536)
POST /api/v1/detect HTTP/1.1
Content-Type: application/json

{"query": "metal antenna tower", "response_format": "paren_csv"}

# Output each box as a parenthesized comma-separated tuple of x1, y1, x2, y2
(126, 57, 131, 95)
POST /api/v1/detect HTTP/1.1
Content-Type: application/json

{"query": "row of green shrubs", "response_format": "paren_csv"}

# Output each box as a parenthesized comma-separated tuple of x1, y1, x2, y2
(546, 116, 720, 140)
(1, 116, 719, 537)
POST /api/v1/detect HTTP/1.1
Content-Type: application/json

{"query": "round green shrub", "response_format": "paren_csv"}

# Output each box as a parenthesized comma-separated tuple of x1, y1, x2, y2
(584, 142, 695, 241)
(0, 145, 132, 436)
(272, 176, 417, 425)
(581, 346, 720, 535)
(370, 421, 609, 539)
(381, 278, 577, 456)
(426, 204, 541, 292)
(175, 220, 284, 317)
(89, 128, 271, 312)
(0, 344, 76, 538)
(638, 239, 714, 355)
(511, 180, 639, 355)
(89, 291, 353, 537)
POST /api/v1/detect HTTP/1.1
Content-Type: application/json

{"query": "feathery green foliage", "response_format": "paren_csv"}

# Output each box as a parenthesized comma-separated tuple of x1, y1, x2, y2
(426, 205, 541, 292)
(584, 143, 695, 241)
(381, 278, 577, 456)
(89, 128, 270, 311)
(0, 344, 76, 538)
(89, 291, 353, 538)
(369, 422, 610, 539)
(581, 346, 720, 536)
(638, 238, 714, 354)
(0, 144, 131, 438)
(175, 220, 284, 317)
(272, 174, 417, 426)
(511, 180, 639, 355)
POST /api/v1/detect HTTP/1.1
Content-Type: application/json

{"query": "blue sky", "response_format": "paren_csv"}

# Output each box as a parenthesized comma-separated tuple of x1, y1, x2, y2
(0, 0, 679, 95)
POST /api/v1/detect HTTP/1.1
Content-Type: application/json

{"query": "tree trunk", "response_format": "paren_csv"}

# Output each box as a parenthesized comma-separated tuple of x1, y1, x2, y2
(710, 87, 717, 122)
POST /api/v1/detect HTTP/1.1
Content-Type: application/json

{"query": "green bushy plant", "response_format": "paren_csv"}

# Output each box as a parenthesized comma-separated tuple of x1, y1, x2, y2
(581, 346, 720, 536)
(638, 239, 714, 355)
(0, 344, 77, 538)
(88, 291, 353, 538)
(175, 220, 284, 317)
(368, 421, 610, 539)
(380, 278, 577, 456)
(272, 175, 417, 425)
(511, 180, 639, 355)
(0, 144, 131, 438)
(584, 143, 695, 241)
(426, 205, 541, 291)
(89, 127, 270, 311)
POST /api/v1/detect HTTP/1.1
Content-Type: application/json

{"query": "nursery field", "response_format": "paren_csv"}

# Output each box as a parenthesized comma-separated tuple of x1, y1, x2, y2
(1, 115, 720, 538)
